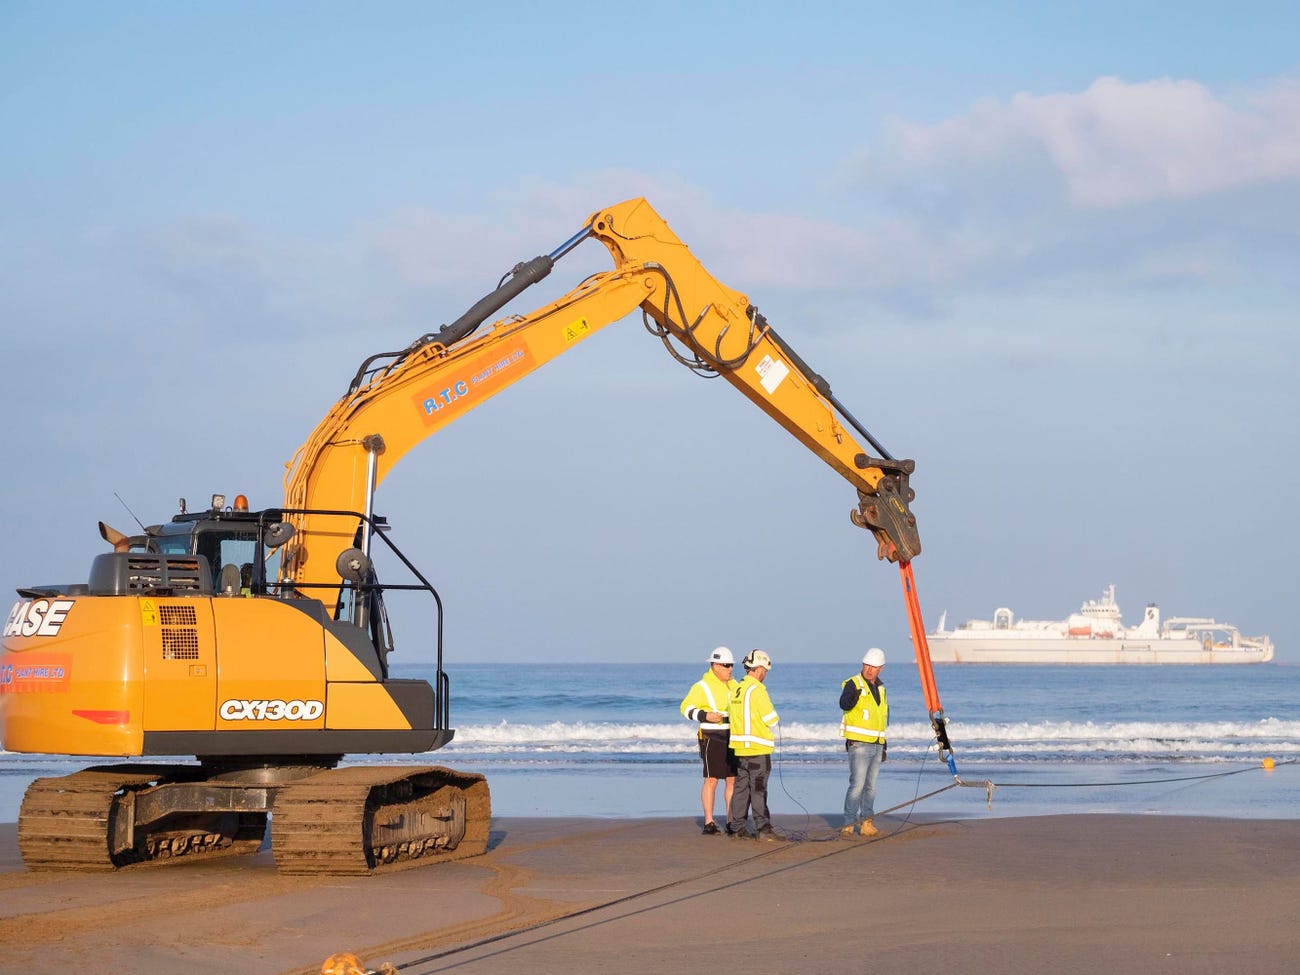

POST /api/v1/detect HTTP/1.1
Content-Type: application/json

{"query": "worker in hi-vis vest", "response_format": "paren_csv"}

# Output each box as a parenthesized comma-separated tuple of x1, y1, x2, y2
(679, 646, 740, 834)
(839, 647, 888, 837)
(726, 650, 784, 842)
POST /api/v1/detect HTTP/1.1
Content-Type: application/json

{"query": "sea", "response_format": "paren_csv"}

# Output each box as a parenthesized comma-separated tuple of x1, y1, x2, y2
(2, 661, 1297, 824)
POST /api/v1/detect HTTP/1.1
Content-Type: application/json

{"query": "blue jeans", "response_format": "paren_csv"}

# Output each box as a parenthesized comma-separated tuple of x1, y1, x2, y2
(844, 740, 883, 825)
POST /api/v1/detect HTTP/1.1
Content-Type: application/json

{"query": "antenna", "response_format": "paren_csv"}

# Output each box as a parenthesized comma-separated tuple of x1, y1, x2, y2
(114, 492, 147, 533)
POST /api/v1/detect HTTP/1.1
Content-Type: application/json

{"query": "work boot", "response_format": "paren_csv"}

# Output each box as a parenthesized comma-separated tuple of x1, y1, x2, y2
(859, 819, 879, 837)
(726, 826, 751, 839)
(756, 826, 786, 843)
(840, 824, 857, 839)
(702, 821, 720, 835)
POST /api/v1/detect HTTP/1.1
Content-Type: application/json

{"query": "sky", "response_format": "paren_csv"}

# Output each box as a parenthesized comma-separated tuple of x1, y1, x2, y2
(2, 1, 1297, 667)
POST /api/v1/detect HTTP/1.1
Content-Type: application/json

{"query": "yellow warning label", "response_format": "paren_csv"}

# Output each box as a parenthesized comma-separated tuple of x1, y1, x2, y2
(563, 317, 592, 343)
(140, 599, 159, 627)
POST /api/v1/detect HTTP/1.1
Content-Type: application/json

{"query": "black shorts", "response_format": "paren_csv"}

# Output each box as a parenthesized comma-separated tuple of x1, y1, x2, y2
(699, 732, 737, 779)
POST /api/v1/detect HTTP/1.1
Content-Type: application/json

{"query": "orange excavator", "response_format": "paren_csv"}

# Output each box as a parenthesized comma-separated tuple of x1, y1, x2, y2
(0, 198, 949, 875)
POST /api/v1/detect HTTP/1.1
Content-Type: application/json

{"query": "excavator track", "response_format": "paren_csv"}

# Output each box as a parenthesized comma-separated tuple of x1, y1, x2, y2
(271, 765, 490, 876)
(18, 765, 268, 871)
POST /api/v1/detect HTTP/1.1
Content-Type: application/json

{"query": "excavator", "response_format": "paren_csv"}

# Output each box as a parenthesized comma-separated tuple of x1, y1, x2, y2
(0, 198, 947, 876)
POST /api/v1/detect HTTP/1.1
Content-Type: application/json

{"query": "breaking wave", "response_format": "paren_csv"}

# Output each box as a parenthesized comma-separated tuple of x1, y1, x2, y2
(436, 717, 1300, 764)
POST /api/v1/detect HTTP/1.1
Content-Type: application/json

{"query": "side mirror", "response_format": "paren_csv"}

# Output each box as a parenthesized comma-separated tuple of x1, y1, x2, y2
(335, 547, 371, 584)
(264, 522, 296, 550)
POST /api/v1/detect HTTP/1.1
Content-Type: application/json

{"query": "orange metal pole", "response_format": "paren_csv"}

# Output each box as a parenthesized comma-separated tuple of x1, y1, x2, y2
(900, 560, 954, 763)
(900, 560, 940, 713)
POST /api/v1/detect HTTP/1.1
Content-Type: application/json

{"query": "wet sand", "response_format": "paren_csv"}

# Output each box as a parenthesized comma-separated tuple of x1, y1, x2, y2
(0, 813, 1297, 974)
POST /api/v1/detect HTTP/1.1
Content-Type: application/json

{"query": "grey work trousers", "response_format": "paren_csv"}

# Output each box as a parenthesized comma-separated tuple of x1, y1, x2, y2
(727, 753, 772, 834)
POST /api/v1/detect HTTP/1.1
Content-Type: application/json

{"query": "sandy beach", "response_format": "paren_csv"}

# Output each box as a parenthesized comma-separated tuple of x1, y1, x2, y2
(0, 812, 1296, 974)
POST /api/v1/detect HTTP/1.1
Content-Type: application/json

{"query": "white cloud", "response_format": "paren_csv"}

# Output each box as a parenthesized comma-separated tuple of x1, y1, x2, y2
(358, 176, 862, 297)
(826, 73, 1300, 306)
(878, 75, 1300, 208)
(352, 77, 1300, 312)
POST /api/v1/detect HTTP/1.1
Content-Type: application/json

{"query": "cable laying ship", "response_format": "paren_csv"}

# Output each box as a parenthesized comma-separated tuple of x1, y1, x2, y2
(928, 585, 1274, 664)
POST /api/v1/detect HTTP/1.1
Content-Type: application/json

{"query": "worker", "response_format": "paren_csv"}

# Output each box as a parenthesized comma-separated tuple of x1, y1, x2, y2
(679, 646, 740, 834)
(839, 647, 888, 837)
(726, 650, 783, 841)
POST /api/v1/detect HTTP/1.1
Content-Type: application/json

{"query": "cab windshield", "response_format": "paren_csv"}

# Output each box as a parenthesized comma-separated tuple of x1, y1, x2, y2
(154, 526, 261, 590)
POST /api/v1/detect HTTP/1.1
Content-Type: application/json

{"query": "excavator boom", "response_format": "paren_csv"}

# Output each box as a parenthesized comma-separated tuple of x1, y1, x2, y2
(281, 199, 920, 595)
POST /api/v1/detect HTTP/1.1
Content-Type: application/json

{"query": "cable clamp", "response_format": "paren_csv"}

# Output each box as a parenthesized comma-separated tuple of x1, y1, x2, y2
(953, 775, 998, 809)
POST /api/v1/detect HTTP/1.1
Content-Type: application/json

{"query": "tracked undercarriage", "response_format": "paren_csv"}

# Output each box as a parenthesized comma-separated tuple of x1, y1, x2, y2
(18, 762, 490, 875)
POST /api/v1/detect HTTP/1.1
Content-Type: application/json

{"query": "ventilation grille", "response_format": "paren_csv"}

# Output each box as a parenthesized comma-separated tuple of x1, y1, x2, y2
(162, 629, 200, 660)
(159, 605, 197, 626)
(126, 556, 208, 594)
(89, 553, 213, 596)
(160, 604, 201, 660)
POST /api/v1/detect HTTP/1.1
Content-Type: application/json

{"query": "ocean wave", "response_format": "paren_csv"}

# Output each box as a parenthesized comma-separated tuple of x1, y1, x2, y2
(4, 718, 1294, 768)
(447, 717, 1300, 746)
(413, 718, 1300, 767)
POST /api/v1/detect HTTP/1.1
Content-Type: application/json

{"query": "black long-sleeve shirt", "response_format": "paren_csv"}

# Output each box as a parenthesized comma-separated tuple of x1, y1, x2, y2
(840, 678, 883, 711)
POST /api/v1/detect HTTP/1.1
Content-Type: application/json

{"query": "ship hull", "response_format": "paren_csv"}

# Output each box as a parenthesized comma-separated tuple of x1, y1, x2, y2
(927, 637, 1273, 665)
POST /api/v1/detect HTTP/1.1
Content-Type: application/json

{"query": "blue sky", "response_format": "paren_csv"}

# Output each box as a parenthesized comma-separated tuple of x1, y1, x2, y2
(2, 2, 1297, 665)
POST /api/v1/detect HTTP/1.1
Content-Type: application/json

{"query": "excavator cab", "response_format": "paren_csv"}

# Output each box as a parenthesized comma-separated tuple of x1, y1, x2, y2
(148, 497, 273, 598)
(147, 499, 390, 647)
(140, 499, 399, 673)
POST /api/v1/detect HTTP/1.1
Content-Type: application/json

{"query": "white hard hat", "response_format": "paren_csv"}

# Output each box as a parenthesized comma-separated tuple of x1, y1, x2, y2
(862, 647, 886, 667)
(745, 649, 773, 671)
(709, 646, 735, 665)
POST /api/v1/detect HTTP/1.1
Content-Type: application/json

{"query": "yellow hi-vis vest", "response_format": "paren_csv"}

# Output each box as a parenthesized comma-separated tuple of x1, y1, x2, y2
(840, 674, 888, 743)
(729, 675, 779, 756)
(680, 670, 738, 733)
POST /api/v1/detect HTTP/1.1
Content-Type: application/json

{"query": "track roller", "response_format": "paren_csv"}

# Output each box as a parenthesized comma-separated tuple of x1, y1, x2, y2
(272, 765, 490, 876)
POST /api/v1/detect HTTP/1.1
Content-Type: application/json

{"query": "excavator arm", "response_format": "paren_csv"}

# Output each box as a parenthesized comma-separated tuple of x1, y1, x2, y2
(279, 198, 948, 753)
(282, 198, 917, 579)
